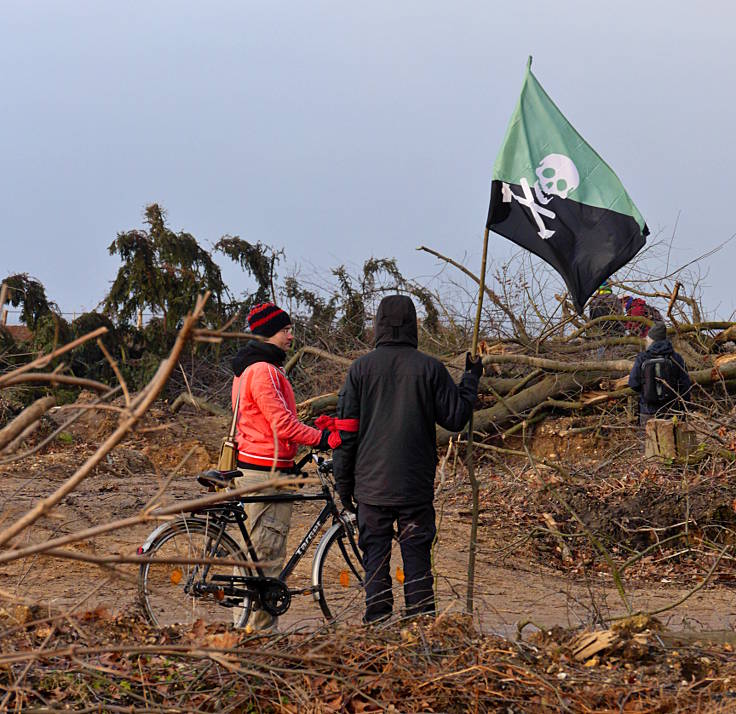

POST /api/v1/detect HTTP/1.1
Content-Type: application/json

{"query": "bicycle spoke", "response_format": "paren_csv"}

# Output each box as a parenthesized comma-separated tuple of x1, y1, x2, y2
(139, 518, 252, 627)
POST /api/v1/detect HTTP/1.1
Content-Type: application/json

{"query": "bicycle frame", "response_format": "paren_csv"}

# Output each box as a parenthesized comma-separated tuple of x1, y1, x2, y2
(138, 452, 367, 624)
(200, 487, 339, 581)
(139, 480, 351, 603)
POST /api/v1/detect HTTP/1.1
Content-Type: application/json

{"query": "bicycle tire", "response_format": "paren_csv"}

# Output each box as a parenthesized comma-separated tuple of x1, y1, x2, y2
(138, 517, 252, 627)
(314, 514, 366, 625)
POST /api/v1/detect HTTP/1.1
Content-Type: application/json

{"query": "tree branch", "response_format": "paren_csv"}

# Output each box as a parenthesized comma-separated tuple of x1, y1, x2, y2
(0, 293, 209, 548)
(417, 245, 530, 341)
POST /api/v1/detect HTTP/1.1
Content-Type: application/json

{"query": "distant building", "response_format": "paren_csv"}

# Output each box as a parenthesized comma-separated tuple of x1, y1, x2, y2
(5, 325, 33, 342)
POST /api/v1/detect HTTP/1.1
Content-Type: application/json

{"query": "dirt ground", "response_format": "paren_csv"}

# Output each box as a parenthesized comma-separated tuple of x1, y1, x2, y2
(2, 408, 736, 639)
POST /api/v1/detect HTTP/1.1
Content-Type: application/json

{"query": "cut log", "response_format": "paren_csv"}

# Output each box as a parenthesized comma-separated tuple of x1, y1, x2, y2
(297, 392, 338, 420)
(0, 396, 56, 451)
(714, 325, 736, 345)
(479, 376, 539, 396)
(691, 359, 736, 385)
(714, 354, 736, 369)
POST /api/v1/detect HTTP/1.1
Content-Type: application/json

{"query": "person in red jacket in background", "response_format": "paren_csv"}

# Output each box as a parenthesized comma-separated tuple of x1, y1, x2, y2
(231, 303, 331, 630)
(621, 296, 663, 338)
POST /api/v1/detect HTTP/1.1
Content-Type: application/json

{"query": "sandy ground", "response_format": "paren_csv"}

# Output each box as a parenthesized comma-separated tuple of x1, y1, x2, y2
(2, 431, 735, 638)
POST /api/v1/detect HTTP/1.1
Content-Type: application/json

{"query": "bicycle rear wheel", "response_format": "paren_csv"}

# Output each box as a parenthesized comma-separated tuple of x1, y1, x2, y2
(314, 514, 366, 625)
(138, 517, 252, 627)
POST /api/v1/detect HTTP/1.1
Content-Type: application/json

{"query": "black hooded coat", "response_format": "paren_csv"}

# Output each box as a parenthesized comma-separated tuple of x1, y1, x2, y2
(628, 339, 691, 415)
(333, 295, 479, 506)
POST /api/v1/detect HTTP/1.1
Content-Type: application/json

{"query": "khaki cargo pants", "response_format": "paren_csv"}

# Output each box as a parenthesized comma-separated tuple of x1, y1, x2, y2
(232, 468, 293, 631)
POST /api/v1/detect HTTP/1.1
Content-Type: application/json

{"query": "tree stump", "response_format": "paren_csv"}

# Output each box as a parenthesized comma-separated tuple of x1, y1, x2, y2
(644, 418, 696, 460)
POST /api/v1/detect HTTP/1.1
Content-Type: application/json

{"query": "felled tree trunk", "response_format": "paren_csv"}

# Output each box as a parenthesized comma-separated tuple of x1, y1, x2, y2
(714, 325, 736, 345)
(1, 421, 41, 454)
(284, 347, 353, 375)
(169, 392, 230, 418)
(690, 358, 736, 385)
(297, 392, 338, 420)
(0, 396, 56, 451)
(437, 371, 606, 445)
(481, 353, 632, 373)
(479, 376, 539, 396)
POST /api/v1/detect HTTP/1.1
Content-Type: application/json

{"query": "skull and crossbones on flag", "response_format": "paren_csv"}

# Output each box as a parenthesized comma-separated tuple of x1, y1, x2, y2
(501, 153, 580, 240)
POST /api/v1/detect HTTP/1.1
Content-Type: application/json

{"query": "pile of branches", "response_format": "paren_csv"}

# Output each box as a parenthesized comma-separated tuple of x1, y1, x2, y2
(281, 284, 736, 448)
(2, 607, 736, 712)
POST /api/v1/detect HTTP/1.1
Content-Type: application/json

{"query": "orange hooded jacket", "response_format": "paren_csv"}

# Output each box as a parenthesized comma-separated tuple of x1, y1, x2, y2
(231, 361, 321, 469)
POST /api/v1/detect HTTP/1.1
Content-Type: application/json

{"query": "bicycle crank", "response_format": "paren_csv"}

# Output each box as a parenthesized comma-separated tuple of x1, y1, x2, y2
(260, 580, 291, 617)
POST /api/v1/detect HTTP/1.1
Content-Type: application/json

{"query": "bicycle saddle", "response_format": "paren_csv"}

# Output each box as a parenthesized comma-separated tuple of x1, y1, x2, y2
(196, 469, 238, 491)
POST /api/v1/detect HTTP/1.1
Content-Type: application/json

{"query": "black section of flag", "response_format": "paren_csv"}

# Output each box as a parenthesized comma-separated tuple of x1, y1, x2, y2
(487, 180, 648, 314)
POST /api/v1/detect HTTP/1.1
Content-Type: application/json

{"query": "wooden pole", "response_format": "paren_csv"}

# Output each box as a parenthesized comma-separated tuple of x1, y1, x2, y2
(466, 227, 490, 614)
(0, 282, 8, 327)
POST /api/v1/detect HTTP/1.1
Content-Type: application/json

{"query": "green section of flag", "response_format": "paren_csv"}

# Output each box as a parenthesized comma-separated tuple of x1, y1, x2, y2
(492, 59, 646, 232)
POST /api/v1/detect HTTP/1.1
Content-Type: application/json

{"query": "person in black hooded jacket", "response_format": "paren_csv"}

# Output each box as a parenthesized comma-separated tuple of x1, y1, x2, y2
(333, 294, 482, 623)
(628, 321, 691, 427)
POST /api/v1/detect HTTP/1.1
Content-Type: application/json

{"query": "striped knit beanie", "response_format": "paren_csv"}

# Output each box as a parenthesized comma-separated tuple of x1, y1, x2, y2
(247, 303, 291, 337)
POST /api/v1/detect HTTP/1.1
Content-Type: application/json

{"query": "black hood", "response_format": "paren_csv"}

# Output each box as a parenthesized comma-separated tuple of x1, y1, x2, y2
(232, 340, 286, 376)
(374, 295, 418, 348)
(646, 339, 675, 357)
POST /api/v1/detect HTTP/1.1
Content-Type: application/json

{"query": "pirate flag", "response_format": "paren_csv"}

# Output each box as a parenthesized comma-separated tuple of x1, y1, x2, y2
(487, 58, 648, 314)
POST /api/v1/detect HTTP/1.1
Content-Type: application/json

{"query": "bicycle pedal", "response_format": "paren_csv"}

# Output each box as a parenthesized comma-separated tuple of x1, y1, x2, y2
(289, 586, 319, 596)
(221, 598, 243, 609)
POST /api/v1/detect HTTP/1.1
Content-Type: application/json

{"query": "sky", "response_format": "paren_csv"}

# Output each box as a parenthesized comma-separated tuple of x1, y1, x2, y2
(2, 1, 736, 322)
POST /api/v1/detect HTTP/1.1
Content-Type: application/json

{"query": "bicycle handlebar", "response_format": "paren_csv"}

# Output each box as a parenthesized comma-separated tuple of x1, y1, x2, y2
(294, 451, 333, 474)
(294, 451, 313, 472)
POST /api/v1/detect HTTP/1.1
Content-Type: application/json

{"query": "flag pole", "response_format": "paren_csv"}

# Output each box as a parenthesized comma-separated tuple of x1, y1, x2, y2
(465, 226, 490, 614)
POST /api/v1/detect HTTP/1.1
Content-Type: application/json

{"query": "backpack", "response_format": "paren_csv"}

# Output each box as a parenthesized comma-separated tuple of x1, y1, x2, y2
(641, 355, 677, 405)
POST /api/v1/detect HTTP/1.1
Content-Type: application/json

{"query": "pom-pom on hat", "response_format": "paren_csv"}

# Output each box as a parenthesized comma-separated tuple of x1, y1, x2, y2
(648, 321, 667, 342)
(247, 303, 291, 337)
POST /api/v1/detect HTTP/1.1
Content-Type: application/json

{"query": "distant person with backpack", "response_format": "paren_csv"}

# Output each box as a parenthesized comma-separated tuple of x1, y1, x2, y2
(333, 295, 482, 624)
(628, 321, 692, 427)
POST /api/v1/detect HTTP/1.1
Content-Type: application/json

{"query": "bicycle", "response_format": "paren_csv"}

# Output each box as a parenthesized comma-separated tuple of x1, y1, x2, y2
(137, 454, 366, 628)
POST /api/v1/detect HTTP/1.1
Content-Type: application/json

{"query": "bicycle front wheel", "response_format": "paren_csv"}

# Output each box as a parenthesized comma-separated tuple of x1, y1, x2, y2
(314, 514, 366, 625)
(138, 517, 252, 627)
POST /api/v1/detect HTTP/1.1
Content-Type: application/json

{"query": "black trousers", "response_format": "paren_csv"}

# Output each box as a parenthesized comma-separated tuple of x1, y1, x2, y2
(356, 501, 437, 623)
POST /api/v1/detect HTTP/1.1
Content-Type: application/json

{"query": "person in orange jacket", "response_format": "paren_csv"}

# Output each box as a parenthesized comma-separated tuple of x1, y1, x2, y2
(231, 302, 331, 630)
